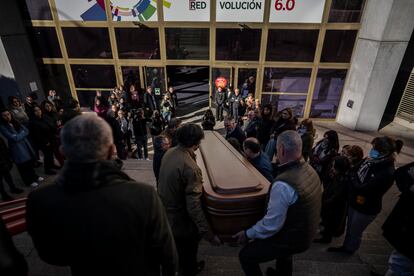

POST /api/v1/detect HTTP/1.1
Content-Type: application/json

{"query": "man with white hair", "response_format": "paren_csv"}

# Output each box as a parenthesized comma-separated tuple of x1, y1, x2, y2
(26, 114, 178, 276)
(233, 130, 322, 276)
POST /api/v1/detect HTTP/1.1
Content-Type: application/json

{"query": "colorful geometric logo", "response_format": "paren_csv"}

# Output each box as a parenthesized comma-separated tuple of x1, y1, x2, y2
(81, 0, 171, 21)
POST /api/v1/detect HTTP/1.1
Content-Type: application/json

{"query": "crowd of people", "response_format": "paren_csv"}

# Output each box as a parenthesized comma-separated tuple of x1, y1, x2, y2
(0, 85, 413, 276)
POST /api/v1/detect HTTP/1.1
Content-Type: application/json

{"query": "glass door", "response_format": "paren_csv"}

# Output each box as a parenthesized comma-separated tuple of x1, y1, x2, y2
(143, 66, 166, 96)
(211, 67, 233, 106)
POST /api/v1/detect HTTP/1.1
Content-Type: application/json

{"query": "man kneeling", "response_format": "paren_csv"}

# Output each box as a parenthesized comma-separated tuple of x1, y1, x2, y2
(233, 130, 322, 276)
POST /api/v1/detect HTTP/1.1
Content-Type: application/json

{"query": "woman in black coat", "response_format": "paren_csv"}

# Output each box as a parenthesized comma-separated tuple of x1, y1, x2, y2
(29, 106, 56, 175)
(328, 136, 398, 254)
(315, 156, 350, 243)
(297, 119, 315, 161)
(310, 130, 339, 183)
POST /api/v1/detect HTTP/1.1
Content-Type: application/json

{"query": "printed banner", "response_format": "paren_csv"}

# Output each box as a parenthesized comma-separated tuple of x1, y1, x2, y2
(55, 0, 169, 22)
(164, 0, 210, 21)
(216, 0, 265, 22)
(269, 0, 326, 23)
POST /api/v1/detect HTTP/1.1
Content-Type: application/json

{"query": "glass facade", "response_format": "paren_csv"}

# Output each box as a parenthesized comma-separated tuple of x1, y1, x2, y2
(25, 0, 362, 118)
(329, 0, 365, 23)
(38, 64, 71, 102)
(321, 30, 358, 63)
(266, 30, 319, 62)
(30, 27, 62, 58)
(122, 67, 141, 92)
(62, 27, 112, 59)
(116, 28, 160, 59)
(216, 29, 261, 61)
(165, 28, 209, 60)
(310, 69, 348, 118)
(263, 68, 312, 93)
(145, 67, 165, 95)
(261, 94, 307, 117)
(71, 65, 116, 88)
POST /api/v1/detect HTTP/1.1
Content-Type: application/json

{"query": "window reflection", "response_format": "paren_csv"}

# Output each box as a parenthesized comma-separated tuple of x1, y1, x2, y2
(321, 30, 357, 63)
(30, 27, 62, 58)
(261, 94, 307, 117)
(329, 0, 365, 23)
(263, 68, 312, 93)
(38, 64, 71, 102)
(122, 67, 141, 92)
(22, 0, 53, 20)
(145, 67, 165, 95)
(76, 90, 111, 109)
(266, 29, 318, 62)
(310, 69, 348, 118)
(212, 68, 231, 98)
(116, 28, 160, 59)
(62, 27, 112, 59)
(165, 28, 209, 60)
(216, 29, 261, 61)
(71, 65, 116, 88)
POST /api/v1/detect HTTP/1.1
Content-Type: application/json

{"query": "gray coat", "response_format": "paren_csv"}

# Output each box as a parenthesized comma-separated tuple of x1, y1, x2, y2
(0, 124, 35, 164)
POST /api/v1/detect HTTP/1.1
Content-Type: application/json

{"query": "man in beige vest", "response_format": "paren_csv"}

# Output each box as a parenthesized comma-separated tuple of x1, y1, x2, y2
(233, 130, 322, 276)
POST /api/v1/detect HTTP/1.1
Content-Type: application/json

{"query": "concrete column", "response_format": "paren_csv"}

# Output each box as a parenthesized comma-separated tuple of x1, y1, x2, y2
(0, 0, 45, 102)
(337, 0, 414, 131)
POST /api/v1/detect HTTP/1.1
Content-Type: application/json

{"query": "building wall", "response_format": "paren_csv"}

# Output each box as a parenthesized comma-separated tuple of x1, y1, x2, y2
(0, 0, 45, 104)
(18, 0, 366, 119)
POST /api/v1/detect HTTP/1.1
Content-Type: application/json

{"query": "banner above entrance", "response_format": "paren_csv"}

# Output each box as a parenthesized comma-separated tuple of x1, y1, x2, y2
(164, 0, 210, 22)
(216, 0, 265, 22)
(269, 0, 326, 23)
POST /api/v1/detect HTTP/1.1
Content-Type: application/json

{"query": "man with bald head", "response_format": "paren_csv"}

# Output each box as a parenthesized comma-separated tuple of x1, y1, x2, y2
(243, 137, 273, 182)
(26, 114, 178, 276)
(234, 130, 322, 276)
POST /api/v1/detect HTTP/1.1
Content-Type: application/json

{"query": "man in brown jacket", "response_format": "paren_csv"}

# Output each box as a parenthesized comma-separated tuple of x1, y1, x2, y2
(158, 123, 221, 276)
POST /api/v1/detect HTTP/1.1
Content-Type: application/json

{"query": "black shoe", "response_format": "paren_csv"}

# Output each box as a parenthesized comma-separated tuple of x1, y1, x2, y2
(327, 246, 354, 254)
(314, 236, 332, 244)
(45, 170, 57, 175)
(2, 193, 14, 201)
(266, 267, 277, 276)
(370, 271, 384, 276)
(10, 187, 24, 194)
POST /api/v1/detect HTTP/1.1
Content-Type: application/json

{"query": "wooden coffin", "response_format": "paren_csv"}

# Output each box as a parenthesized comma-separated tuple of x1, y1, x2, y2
(197, 131, 271, 241)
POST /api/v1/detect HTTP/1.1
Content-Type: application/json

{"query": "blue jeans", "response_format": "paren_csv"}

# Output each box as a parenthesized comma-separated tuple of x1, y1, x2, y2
(162, 111, 171, 122)
(386, 250, 414, 276)
(343, 206, 376, 252)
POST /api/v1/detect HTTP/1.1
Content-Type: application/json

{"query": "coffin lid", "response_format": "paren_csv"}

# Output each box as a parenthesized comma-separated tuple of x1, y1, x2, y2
(199, 131, 266, 195)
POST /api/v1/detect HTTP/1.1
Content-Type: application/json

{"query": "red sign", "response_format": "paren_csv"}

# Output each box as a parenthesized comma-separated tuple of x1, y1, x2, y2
(215, 77, 227, 88)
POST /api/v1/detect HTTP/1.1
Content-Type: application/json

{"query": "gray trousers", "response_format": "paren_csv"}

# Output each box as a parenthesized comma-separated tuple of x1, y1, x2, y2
(343, 206, 376, 252)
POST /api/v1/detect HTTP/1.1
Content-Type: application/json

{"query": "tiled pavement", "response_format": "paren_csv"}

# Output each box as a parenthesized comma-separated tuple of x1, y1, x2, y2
(5, 117, 414, 276)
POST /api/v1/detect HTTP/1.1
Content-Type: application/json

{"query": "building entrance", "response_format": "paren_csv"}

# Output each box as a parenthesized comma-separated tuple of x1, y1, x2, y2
(166, 66, 209, 116)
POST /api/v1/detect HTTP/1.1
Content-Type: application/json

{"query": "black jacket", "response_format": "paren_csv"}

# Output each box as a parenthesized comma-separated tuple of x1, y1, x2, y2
(29, 117, 55, 148)
(215, 91, 225, 106)
(257, 117, 275, 146)
(143, 92, 159, 111)
(382, 162, 414, 261)
(26, 160, 178, 276)
(348, 157, 395, 215)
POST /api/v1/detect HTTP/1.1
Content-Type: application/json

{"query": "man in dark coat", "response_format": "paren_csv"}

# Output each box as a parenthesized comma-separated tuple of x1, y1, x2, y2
(158, 123, 221, 276)
(215, 87, 225, 121)
(26, 114, 178, 276)
(143, 86, 160, 114)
